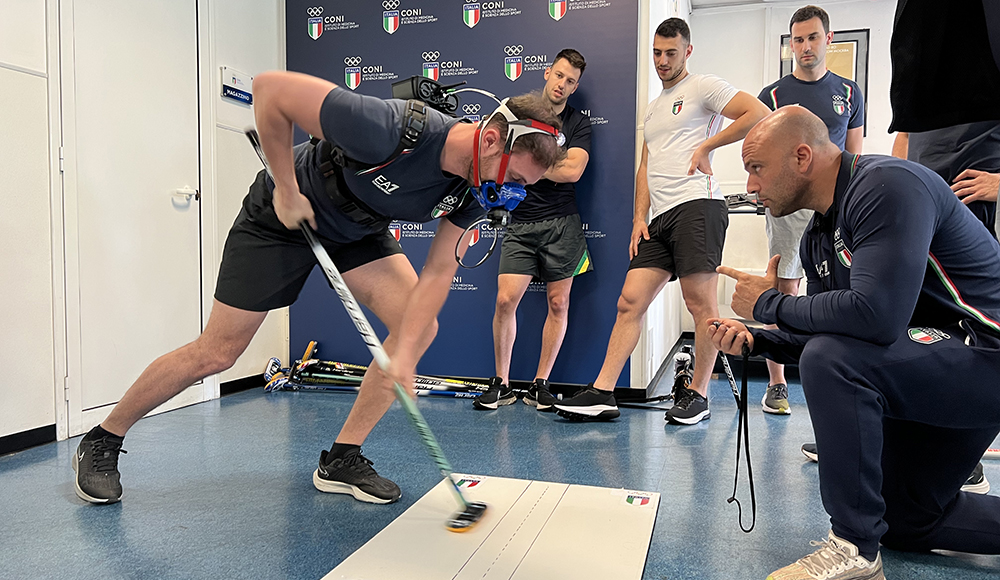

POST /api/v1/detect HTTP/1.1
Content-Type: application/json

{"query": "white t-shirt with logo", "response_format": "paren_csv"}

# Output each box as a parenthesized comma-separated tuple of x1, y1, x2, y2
(643, 73, 739, 219)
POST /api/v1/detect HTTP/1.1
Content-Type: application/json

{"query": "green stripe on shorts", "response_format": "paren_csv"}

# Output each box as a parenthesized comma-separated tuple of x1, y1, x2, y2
(574, 249, 593, 276)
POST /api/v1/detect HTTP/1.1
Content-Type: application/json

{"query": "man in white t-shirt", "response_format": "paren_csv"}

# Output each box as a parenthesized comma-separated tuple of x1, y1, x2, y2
(554, 17, 770, 423)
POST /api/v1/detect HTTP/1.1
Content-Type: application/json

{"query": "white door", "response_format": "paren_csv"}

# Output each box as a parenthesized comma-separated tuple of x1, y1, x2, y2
(60, 0, 203, 435)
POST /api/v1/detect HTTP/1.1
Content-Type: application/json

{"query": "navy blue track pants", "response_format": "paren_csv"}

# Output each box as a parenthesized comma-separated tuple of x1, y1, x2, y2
(799, 323, 1000, 557)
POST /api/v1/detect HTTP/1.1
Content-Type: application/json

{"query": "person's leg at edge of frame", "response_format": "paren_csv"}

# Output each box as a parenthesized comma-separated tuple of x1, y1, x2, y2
(770, 332, 1000, 579)
(315, 254, 437, 504)
(476, 273, 532, 410)
(553, 267, 669, 420)
(73, 300, 268, 504)
(593, 268, 671, 391)
(666, 272, 719, 425)
(524, 276, 573, 411)
(763, 276, 800, 415)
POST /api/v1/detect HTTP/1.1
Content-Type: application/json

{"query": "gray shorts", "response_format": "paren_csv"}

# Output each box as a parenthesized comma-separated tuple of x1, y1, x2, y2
(498, 213, 593, 282)
(765, 208, 814, 279)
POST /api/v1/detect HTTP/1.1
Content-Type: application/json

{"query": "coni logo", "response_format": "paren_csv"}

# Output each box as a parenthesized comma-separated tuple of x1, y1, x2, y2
(421, 51, 440, 81)
(307, 6, 324, 40)
(344, 56, 362, 90)
(504, 45, 524, 81)
(383, 0, 400, 34)
(462, 103, 481, 122)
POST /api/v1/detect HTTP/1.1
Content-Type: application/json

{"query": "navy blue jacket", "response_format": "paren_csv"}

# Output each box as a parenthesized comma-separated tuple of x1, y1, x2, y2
(750, 153, 1000, 363)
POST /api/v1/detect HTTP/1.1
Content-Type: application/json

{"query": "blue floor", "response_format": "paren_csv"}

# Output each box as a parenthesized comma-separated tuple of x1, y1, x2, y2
(2, 376, 999, 579)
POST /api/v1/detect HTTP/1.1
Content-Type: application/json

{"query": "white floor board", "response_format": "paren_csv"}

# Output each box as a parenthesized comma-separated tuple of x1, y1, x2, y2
(323, 475, 659, 580)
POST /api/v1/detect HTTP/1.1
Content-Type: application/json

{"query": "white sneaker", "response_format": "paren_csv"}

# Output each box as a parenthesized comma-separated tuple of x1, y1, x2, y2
(767, 531, 884, 580)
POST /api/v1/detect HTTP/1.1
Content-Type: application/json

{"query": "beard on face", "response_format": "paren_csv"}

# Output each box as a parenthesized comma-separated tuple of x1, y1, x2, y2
(764, 162, 809, 218)
(659, 63, 685, 82)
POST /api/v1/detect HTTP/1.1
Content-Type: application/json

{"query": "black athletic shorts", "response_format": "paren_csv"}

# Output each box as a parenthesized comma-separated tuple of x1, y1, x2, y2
(498, 213, 593, 282)
(214, 171, 403, 312)
(628, 198, 728, 280)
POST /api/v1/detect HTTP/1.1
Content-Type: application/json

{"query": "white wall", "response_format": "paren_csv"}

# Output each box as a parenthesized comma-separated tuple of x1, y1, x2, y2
(631, 0, 692, 388)
(0, 0, 286, 441)
(0, 1, 57, 439)
(206, 0, 287, 384)
(676, 0, 897, 331)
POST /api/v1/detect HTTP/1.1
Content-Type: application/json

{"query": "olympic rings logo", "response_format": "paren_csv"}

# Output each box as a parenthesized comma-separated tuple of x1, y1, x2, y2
(421, 51, 440, 62)
(344, 56, 362, 66)
(462, 104, 481, 114)
(307, 7, 324, 17)
(382, 0, 399, 10)
(504, 45, 524, 56)
(442, 195, 459, 205)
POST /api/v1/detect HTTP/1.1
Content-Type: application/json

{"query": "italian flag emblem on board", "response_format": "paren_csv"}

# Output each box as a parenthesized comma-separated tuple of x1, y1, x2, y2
(626, 494, 651, 506)
(463, 3, 481, 28)
(344, 67, 361, 90)
(308, 18, 323, 40)
(456, 478, 482, 488)
(549, 0, 567, 21)
(505, 57, 522, 81)
(383, 10, 399, 34)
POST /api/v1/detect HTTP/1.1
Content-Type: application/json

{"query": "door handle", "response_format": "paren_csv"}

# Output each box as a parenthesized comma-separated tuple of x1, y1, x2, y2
(172, 187, 200, 201)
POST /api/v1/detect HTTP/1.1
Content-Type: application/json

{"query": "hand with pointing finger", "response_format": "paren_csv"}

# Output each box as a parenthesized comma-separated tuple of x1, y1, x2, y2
(717, 255, 781, 320)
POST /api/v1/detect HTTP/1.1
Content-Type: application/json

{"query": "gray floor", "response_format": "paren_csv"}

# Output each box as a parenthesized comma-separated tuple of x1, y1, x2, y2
(2, 376, 999, 579)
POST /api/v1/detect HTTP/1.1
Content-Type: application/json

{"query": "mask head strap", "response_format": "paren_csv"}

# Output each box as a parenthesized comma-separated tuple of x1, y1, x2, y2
(473, 98, 559, 186)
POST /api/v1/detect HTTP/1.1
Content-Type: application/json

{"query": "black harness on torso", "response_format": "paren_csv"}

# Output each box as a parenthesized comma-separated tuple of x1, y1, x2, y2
(310, 99, 428, 227)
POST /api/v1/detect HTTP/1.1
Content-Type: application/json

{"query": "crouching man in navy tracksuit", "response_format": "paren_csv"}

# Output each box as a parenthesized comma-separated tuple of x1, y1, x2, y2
(710, 106, 1000, 580)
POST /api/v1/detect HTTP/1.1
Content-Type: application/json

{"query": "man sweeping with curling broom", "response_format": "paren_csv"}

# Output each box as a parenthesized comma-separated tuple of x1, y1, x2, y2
(72, 70, 563, 533)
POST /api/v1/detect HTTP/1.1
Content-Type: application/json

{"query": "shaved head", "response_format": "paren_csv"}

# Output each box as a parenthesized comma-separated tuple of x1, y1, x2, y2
(742, 106, 843, 217)
(746, 106, 834, 157)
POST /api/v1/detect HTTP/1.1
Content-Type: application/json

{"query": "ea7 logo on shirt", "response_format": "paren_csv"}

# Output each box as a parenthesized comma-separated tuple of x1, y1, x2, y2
(815, 260, 830, 278)
(372, 174, 399, 195)
(834, 228, 852, 268)
(908, 327, 951, 345)
(672, 98, 684, 115)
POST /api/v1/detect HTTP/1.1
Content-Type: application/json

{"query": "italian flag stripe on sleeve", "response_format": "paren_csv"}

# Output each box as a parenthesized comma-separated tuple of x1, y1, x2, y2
(927, 253, 1000, 333)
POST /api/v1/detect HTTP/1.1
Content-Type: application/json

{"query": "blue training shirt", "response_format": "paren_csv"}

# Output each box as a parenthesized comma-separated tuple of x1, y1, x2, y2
(750, 152, 1000, 361)
(758, 72, 864, 149)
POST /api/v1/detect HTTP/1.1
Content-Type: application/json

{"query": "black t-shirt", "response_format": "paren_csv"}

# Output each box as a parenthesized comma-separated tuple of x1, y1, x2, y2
(510, 103, 592, 223)
(279, 88, 482, 244)
(907, 122, 1000, 183)
(889, 0, 1000, 131)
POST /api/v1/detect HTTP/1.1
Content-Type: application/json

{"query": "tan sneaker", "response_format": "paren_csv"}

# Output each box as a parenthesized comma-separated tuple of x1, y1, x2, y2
(767, 531, 884, 580)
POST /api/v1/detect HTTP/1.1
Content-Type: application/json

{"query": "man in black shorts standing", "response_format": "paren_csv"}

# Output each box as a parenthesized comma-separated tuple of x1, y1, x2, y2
(72, 70, 563, 506)
(554, 19, 769, 423)
(474, 49, 593, 412)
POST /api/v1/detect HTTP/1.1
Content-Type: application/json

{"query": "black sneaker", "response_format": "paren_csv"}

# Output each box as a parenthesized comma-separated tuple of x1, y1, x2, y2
(523, 378, 558, 412)
(313, 448, 401, 504)
(553, 384, 620, 421)
(473, 376, 516, 410)
(72, 431, 126, 504)
(961, 462, 990, 494)
(666, 386, 711, 425)
(801, 443, 819, 462)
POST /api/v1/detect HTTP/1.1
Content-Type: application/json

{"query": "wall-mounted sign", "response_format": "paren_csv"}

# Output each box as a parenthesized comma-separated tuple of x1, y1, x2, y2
(221, 66, 253, 104)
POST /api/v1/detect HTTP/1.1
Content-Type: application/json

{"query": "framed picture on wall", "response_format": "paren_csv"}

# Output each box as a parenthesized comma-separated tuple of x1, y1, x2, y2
(780, 28, 870, 135)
